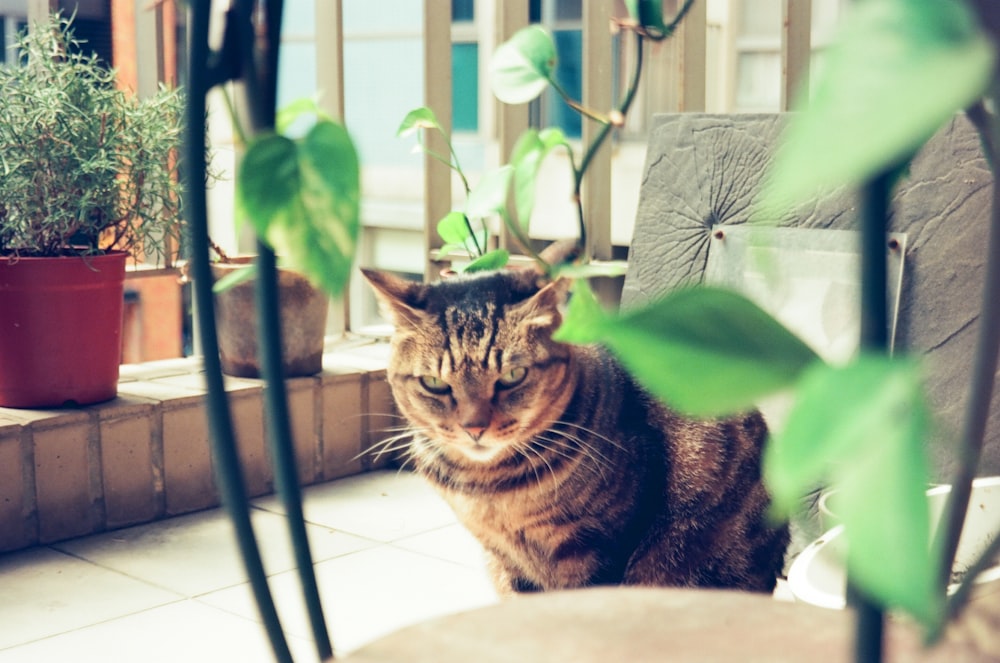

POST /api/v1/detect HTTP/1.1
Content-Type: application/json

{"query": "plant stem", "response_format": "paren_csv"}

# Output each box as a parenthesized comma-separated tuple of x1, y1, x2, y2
(664, 0, 699, 38)
(571, 27, 646, 256)
(460, 214, 485, 256)
(853, 168, 894, 663)
(184, 4, 293, 663)
(936, 87, 1000, 602)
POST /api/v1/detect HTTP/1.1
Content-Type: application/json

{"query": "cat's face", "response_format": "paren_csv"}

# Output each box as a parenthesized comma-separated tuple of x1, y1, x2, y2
(364, 269, 575, 463)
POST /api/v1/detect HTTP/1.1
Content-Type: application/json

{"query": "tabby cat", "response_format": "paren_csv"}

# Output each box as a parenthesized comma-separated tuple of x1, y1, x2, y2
(363, 267, 789, 595)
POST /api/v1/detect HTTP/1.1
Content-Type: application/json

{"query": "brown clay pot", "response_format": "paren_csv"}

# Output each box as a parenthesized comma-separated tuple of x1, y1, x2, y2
(211, 258, 329, 378)
(0, 251, 126, 408)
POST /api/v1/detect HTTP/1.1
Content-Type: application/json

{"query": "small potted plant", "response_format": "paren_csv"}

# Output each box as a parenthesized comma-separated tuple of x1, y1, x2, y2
(0, 14, 184, 407)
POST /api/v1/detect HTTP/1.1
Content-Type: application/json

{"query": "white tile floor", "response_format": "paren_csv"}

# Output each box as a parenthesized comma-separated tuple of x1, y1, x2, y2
(0, 470, 500, 662)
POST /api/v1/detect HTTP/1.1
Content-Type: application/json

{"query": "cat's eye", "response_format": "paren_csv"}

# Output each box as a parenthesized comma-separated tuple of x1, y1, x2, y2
(418, 375, 451, 395)
(497, 367, 528, 389)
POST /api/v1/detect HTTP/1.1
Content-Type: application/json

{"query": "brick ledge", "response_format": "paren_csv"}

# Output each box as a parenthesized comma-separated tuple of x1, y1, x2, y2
(0, 337, 397, 553)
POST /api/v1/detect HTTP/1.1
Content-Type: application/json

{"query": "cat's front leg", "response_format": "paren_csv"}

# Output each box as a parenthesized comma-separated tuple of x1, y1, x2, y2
(484, 550, 541, 597)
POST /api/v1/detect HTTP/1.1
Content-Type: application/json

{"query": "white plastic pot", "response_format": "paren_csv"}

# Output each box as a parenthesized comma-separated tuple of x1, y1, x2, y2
(788, 476, 1000, 609)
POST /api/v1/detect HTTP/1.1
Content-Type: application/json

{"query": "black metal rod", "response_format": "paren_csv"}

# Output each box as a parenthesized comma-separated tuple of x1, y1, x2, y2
(236, 0, 334, 657)
(852, 169, 893, 663)
(184, 3, 293, 662)
(256, 243, 334, 659)
(937, 98, 1000, 594)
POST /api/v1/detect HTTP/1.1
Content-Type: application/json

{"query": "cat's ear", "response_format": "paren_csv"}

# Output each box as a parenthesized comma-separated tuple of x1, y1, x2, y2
(518, 276, 571, 330)
(361, 269, 429, 328)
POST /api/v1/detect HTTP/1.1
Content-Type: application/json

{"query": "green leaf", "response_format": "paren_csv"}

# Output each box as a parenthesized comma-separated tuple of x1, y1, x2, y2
(397, 106, 441, 138)
(625, 0, 668, 38)
(238, 133, 300, 228)
(212, 263, 258, 294)
(466, 165, 513, 219)
(760, 0, 995, 214)
(491, 25, 557, 104)
(764, 357, 939, 626)
(555, 261, 628, 280)
(463, 249, 510, 273)
(437, 211, 472, 245)
(276, 97, 332, 135)
(556, 283, 820, 416)
(510, 128, 570, 231)
(238, 120, 360, 297)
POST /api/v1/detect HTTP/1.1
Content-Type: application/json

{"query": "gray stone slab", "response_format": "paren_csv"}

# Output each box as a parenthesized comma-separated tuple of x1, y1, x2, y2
(624, 113, 995, 478)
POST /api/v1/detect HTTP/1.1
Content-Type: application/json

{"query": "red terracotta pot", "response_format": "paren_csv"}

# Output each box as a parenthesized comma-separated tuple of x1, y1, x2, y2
(0, 252, 126, 408)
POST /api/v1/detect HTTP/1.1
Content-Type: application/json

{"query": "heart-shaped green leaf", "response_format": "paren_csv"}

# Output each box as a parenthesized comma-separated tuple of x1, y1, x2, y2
(760, 0, 995, 215)
(491, 25, 557, 104)
(556, 282, 820, 416)
(764, 356, 939, 627)
(437, 211, 472, 245)
(466, 165, 513, 219)
(238, 120, 360, 297)
(397, 106, 442, 138)
(463, 249, 510, 273)
(510, 127, 570, 232)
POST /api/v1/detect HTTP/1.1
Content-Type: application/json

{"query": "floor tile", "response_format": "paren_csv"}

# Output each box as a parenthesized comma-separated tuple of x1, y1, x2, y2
(0, 548, 180, 650)
(392, 523, 490, 570)
(55, 505, 376, 597)
(0, 599, 319, 663)
(200, 543, 499, 655)
(255, 470, 458, 542)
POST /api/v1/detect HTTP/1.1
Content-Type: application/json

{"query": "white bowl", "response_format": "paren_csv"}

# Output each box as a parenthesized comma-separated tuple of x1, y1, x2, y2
(788, 476, 1000, 609)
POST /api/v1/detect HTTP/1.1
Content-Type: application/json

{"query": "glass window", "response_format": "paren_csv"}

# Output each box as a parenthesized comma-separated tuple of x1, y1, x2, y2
(554, 0, 581, 21)
(735, 52, 781, 111)
(452, 0, 474, 22)
(452, 41, 478, 131)
(546, 29, 581, 138)
(739, 0, 781, 38)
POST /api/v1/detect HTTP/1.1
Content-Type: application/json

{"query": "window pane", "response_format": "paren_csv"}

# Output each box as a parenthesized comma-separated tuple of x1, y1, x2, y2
(452, 42, 479, 131)
(546, 29, 581, 138)
(555, 0, 581, 21)
(735, 52, 781, 111)
(740, 0, 781, 38)
(452, 0, 474, 21)
(530, 0, 541, 23)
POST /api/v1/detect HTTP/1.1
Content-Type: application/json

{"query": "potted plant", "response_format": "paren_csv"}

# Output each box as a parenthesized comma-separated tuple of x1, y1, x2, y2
(209, 244, 330, 379)
(0, 14, 183, 408)
(394, 4, 694, 280)
(203, 97, 339, 379)
(555, 0, 1000, 659)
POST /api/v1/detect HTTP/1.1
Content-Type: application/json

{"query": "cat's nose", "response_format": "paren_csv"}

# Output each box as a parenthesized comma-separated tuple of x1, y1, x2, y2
(463, 425, 487, 442)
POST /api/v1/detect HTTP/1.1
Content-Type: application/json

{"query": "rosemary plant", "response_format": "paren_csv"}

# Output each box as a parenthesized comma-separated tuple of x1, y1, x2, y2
(0, 14, 183, 260)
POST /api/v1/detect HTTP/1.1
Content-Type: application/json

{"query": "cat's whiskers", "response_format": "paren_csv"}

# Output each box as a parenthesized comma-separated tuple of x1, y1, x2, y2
(357, 424, 431, 469)
(541, 423, 619, 476)
(553, 420, 628, 452)
(512, 438, 562, 497)
(535, 432, 610, 483)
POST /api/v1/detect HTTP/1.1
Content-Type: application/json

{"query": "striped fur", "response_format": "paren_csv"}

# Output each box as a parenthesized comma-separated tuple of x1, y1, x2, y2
(363, 268, 789, 595)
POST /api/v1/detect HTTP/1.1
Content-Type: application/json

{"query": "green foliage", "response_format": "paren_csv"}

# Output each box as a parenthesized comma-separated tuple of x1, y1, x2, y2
(760, 0, 994, 213)
(510, 128, 572, 233)
(749, 0, 998, 632)
(0, 14, 183, 259)
(490, 25, 557, 104)
(397, 105, 509, 272)
(555, 280, 820, 417)
(238, 119, 360, 297)
(765, 358, 938, 625)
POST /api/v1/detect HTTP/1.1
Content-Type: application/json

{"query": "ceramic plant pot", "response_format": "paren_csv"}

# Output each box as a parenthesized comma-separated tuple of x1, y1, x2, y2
(789, 477, 1000, 609)
(0, 252, 127, 408)
(211, 258, 329, 378)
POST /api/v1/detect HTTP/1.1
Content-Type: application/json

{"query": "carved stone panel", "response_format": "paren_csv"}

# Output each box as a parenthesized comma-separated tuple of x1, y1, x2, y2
(624, 113, 994, 478)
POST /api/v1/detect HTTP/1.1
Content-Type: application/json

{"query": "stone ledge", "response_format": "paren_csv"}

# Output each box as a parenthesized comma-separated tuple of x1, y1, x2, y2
(0, 338, 398, 553)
